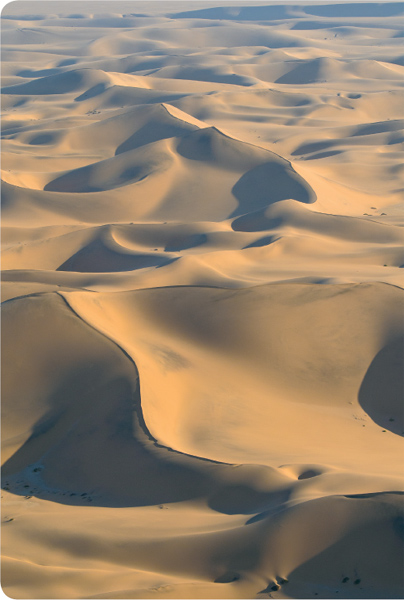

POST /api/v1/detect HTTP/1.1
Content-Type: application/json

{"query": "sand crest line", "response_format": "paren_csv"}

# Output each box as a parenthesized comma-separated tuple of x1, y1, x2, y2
(57, 290, 228, 466)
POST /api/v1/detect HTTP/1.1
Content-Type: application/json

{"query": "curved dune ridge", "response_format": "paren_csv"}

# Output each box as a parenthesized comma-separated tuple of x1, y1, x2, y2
(2, 2, 404, 599)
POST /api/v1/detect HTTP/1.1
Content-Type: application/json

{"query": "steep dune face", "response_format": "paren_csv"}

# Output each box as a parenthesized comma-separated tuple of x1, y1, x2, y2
(60, 283, 404, 465)
(2, 2, 404, 599)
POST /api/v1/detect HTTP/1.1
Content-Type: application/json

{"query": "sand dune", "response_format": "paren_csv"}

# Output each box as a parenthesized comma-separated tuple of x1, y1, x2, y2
(2, 2, 404, 599)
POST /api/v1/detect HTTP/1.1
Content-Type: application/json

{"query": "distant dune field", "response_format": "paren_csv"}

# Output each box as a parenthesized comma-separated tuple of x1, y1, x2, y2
(1, 2, 404, 599)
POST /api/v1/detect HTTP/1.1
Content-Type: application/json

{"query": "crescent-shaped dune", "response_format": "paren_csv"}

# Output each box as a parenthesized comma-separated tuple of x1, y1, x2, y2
(2, 2, 404, 599)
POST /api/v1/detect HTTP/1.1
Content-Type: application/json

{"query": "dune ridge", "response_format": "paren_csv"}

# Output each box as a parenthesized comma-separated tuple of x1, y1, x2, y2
(2, 2, 404, 599)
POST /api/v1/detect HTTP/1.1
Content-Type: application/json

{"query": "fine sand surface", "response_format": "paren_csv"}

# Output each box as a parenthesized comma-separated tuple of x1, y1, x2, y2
(2, 2, 404, 599)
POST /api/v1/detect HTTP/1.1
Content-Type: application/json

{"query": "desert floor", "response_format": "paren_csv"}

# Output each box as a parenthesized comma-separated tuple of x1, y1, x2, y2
(1, 1, 404, 598)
